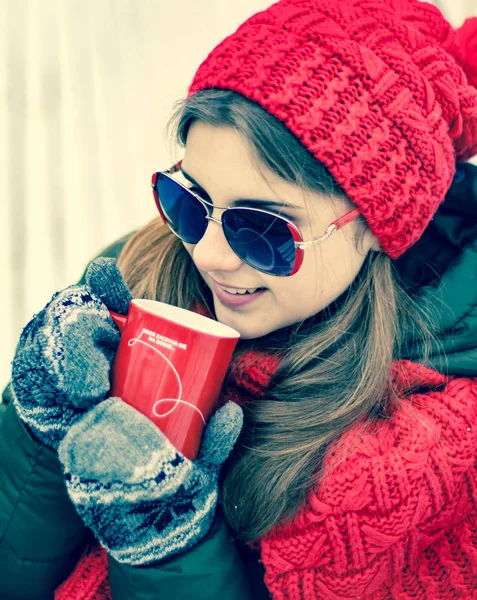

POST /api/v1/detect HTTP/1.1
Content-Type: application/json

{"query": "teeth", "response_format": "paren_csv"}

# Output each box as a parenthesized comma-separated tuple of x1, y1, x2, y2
(222, 286, 259, 295)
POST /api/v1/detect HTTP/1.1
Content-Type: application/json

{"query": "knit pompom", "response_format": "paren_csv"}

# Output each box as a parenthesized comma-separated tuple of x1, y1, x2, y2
(452, 16, 477, 161)
(455, 18, 477, 90)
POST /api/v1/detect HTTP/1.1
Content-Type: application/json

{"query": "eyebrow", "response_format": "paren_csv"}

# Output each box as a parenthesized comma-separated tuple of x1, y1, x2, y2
(180, 167, 303, 211)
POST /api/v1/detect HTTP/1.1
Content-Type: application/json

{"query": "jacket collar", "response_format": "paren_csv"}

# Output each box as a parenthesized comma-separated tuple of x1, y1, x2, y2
(402, 162, 477, 377)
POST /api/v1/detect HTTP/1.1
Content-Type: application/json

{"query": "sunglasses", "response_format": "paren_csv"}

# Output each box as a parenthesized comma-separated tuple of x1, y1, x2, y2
(151, 162, 360, 277)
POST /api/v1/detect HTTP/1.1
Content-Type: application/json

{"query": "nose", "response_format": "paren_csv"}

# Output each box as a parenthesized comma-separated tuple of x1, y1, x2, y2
(191, 218, 244, 273)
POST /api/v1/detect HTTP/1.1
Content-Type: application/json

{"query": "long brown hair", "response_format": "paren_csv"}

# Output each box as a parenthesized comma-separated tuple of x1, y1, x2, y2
(118, 89, 439, 541)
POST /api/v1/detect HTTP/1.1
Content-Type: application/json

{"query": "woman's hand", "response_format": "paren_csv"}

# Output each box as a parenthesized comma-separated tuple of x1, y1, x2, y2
(11, 258, 132, 450)
(58, 397, 244, 565)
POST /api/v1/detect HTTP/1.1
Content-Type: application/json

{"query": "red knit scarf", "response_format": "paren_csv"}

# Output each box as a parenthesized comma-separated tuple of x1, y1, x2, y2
(55, 347, 281, 600)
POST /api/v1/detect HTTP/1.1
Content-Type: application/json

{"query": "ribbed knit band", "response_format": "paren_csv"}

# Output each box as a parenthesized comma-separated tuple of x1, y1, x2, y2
(189, 0, 477, 258)
(54, 545, 110, 600)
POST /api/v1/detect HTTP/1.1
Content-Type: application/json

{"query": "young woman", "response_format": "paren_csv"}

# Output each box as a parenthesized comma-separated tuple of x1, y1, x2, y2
(1, 0, 477, 598)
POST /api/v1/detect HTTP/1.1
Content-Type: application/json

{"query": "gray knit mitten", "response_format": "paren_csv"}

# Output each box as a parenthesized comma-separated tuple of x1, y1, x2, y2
(58, 397, 243, 565)
(11, 258, 132, 450)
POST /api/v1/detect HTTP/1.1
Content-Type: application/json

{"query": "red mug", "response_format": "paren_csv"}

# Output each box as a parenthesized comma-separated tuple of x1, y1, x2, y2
(109, 299, 240, 459)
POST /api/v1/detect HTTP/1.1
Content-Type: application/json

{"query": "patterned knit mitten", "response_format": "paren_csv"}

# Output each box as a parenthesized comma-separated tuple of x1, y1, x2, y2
(58, 397, 243, 565)
(11, 258, 132, 450)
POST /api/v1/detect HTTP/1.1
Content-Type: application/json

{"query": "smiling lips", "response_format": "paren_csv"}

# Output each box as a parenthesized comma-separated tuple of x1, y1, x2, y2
(212, 281, 267, 307)
(221, 286, 260, 295)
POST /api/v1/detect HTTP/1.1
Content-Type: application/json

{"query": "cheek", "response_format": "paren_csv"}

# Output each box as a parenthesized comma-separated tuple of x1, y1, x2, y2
(292, 249, 325, 294)
(275, 245, 348, 312)
(314, 236, 368, 299)
(269, 270, 322, 310)
(183, 242, 213, 290)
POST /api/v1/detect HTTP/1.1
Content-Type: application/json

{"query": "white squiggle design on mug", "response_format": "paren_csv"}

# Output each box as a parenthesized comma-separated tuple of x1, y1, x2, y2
(128, 330, 206, 424)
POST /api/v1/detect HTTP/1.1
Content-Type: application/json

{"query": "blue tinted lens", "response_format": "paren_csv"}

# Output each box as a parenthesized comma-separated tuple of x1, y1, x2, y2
(222, 209, 296, 276)
(156, 174, 207, 244)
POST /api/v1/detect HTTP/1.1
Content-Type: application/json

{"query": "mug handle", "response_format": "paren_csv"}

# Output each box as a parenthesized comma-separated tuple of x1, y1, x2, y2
(109, 311, 127, 333)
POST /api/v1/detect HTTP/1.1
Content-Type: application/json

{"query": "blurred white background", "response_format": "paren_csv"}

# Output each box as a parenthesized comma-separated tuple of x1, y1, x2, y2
(1, 0, 476, 389)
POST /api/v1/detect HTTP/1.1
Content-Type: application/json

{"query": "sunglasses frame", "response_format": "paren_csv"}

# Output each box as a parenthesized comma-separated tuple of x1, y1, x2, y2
(151, 161, 361, 277)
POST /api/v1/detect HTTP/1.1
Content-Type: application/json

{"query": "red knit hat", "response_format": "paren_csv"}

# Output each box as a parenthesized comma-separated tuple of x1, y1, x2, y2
(188, 0, 477, 258)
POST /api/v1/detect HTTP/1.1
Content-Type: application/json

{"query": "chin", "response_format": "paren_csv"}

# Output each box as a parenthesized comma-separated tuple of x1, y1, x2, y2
(235, 329, 263, 340)
(215, 312, 272, 340)
(220, 322, 262, 340)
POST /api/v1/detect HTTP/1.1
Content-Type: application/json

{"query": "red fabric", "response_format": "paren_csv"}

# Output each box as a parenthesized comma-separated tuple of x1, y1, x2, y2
(56, 352, 477, 599)
(260, 362, 477, 598)
(188, 0, 477, 258)
(454, 18, 477, 91)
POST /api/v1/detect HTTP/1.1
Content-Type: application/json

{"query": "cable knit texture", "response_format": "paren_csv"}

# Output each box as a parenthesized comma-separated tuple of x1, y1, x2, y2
(261, 361, 477, 598)
(189, 0, 477, 258)
(56, 353, 477, 599)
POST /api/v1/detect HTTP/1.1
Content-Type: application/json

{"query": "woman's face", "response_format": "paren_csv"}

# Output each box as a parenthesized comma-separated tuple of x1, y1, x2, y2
(181, 122, 380, 340)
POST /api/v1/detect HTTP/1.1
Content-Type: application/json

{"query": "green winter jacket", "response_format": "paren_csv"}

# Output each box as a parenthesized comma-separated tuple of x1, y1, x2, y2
(1, 164, 477, 600)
